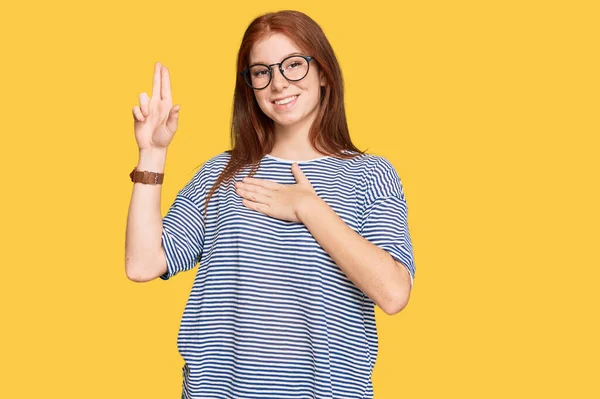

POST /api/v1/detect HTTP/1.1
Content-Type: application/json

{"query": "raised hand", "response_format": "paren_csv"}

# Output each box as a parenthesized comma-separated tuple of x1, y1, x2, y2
(132, 62, 181, 150)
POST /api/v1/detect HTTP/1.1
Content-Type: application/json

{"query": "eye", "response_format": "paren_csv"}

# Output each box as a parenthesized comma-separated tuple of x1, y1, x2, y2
(252, 70, 269, 77)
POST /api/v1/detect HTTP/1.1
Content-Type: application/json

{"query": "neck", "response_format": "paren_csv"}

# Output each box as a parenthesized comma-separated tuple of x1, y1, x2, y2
(271, 102, 321, 157)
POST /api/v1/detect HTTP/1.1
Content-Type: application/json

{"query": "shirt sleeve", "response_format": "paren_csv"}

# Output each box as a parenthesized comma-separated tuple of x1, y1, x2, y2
(358, 157, 415, 288)
(159, 173, 207, 281)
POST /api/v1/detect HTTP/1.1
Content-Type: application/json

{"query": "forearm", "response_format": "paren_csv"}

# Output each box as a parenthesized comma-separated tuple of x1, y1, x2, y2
(297, 195, 411, 315)
(124, 148, 168, 281)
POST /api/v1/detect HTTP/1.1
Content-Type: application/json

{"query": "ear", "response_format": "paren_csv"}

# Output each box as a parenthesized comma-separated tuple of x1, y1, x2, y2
(319, 70, 326, 87)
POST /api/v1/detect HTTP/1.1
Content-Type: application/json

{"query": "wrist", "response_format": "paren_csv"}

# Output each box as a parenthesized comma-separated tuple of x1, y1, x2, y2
(296, 193, 323, 224)
(137, 147, 167, 173)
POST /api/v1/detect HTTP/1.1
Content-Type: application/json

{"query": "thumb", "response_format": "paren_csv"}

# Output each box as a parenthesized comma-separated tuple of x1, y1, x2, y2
(165, 104, 181, 135)
(291, 163, 309, 184)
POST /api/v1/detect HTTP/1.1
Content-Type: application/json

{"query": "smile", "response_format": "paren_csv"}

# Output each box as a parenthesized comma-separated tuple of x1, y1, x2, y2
(272, 95, 298, 105)
(272, 95, 299, 110)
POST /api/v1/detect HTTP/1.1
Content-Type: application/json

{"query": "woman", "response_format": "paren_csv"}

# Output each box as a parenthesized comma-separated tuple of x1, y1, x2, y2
(126, 9, 415, 399)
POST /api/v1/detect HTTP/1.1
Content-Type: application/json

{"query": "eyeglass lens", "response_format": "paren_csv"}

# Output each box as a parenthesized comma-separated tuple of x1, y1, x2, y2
(246, 56, 309, 89)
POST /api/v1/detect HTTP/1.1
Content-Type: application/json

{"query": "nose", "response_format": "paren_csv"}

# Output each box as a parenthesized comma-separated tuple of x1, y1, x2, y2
(271, 66, 288, 91)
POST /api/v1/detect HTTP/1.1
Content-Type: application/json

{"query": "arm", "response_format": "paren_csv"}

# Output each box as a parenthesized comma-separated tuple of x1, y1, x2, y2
(296, 196, 412, 315)
(124, 148, 169, 282)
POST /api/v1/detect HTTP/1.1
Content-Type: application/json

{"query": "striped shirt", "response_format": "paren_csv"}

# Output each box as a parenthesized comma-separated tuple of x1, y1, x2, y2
(160, 150, 415, 399)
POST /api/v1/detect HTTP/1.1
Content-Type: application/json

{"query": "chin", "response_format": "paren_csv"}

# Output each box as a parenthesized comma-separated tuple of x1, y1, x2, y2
(274, 115, 300, 124)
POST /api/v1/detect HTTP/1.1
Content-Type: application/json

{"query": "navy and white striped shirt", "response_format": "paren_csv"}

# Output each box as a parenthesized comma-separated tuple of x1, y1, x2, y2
(160, 150, 415, 399)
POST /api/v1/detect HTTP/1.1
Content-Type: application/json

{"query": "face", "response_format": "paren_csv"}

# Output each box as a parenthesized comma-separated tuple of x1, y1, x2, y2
(248, 32, 326, 129)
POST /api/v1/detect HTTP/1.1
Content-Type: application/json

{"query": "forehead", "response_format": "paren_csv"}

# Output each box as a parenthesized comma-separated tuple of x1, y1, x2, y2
(249, 33, 304, 65)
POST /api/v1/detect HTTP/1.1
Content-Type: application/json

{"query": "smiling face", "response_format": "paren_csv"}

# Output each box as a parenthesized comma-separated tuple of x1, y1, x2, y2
(248, 32, 326, 130)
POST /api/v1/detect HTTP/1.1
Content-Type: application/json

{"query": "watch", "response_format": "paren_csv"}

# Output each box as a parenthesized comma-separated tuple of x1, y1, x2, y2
(130, 167, 164, 184)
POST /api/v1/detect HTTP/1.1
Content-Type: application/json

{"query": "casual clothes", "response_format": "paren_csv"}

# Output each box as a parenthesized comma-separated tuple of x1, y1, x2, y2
(160, 150, 415, 399)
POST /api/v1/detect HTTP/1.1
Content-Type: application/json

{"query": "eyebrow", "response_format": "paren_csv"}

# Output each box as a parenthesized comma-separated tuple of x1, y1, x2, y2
(250, 52, 305, 65)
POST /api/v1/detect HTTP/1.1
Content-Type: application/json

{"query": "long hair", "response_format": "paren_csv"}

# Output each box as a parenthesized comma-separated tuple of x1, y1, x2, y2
(200, 10, 366, 217)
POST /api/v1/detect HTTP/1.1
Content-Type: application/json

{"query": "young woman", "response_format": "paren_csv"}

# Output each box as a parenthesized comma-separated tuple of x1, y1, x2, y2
(126, 9, 415, 399)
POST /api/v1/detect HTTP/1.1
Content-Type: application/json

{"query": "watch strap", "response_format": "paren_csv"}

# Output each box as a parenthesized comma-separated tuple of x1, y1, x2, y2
(130, 167, 164, 184)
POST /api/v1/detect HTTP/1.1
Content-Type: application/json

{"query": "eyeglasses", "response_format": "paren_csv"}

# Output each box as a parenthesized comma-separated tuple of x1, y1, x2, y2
(241, 55, 314, 90)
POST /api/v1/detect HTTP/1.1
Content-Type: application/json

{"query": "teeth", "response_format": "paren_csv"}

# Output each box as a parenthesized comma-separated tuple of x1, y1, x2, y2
(274, 95, 297, 105)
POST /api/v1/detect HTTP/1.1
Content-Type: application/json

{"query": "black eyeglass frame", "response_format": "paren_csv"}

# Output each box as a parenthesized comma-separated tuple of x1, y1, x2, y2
(240, 55, 315, 90)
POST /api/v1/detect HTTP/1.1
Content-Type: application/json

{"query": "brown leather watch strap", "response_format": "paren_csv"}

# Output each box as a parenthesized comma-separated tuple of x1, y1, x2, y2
(130, 167, 164, 184)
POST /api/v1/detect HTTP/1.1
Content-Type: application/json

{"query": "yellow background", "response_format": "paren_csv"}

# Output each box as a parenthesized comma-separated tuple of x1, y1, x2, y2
(1, 0, 598, 397)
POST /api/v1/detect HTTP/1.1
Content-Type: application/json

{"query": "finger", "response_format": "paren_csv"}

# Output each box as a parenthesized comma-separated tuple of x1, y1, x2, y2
(291, 163, 309, 183)
(238, 187, 270, 204)
(165, 104, 180, 135)
(161, 65, 172, 100)
(132, 106, 145, 122)
(242, 199, 269, 216)
(152, 62, 162, 99)
(139, 92, 150, 116)
(242, 177, 279, 190)
(238, 183, 272, 198)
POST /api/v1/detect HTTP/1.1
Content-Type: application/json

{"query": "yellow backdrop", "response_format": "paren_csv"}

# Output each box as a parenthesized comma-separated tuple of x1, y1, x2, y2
(1, 0, 598, 398)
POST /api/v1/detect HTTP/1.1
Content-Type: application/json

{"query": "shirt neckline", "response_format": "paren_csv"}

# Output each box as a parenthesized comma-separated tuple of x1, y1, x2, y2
(263, 154, 333, 163)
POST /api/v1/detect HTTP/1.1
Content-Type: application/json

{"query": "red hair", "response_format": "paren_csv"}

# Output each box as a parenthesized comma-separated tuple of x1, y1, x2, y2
(201, 10, 366, 217)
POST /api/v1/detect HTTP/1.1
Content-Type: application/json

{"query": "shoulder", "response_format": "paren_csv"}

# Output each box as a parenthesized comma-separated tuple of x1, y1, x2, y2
(194, 151, 231, 179)
(361, 153, 405, 201)
(178, 150, 231, 198)
(201, 150, 232, 173)
(345, 151, 396, 175)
